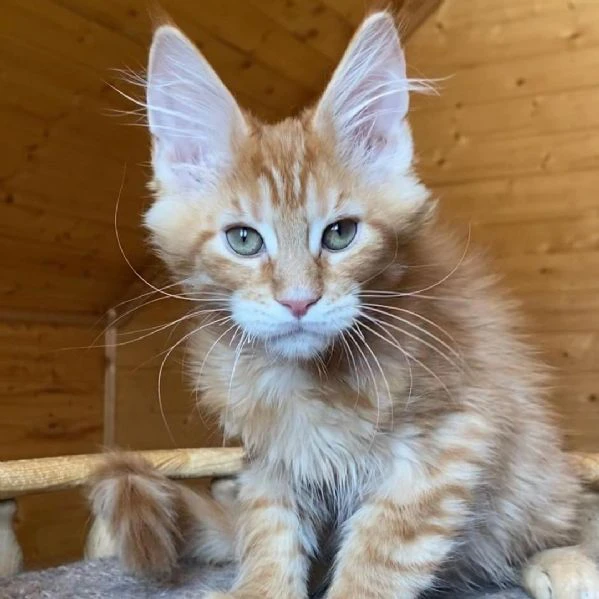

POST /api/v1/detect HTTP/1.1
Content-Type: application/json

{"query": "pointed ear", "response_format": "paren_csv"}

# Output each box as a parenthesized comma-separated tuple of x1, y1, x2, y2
(314, 12, 416, 182)
(147, 26, 247, 191)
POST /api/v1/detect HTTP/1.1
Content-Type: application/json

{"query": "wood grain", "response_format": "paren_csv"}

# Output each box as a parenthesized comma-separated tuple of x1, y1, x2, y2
(408, 0, 599, 450)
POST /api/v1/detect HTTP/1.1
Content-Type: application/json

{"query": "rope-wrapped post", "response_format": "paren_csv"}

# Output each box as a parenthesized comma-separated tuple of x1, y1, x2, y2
(0, 500, 22, 577)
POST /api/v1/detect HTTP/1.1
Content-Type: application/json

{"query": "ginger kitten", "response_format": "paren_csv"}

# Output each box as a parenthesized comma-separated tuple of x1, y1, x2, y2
(90, 12, 599, 598)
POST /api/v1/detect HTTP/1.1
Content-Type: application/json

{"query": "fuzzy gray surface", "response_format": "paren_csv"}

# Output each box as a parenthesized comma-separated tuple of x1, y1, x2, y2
(0, 559, 530, 599)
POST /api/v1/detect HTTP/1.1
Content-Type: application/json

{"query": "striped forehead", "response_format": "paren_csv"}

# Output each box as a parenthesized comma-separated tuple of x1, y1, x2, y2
(233, 120, 347, 226)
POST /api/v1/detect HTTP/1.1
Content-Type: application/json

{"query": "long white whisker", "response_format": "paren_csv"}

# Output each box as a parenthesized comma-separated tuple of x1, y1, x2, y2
(361, 302, 459, 346)
(346, 327, 381, 437)
(359, 317, 454, 403)
(360, 311, 462, 375)
(361, 305, 462, 363)
(355, 322, 394, 436)
(224, 328, 247, 447)
(156, 316, 232, 446)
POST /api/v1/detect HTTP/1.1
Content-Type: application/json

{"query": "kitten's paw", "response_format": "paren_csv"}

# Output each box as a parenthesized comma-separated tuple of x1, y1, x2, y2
(211, 477, 240, 507)
(522, 545, 599, 599)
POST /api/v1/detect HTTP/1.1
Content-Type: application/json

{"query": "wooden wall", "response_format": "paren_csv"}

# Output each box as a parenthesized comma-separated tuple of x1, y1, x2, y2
(407, 0, 599, 450)
(115, 298, 220, 451)
(0, 322, 104, 568)
(3, 0, 599, 572)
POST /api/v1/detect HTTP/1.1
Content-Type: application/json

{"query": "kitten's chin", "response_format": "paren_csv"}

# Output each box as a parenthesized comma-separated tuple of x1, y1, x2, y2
(266, 331, 331, 360)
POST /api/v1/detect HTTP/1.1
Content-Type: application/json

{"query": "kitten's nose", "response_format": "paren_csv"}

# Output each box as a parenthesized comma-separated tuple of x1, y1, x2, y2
(277, 296, 321, 318)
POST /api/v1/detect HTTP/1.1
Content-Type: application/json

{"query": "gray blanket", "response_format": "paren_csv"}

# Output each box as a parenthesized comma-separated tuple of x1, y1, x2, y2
(0, 559, 530, 599)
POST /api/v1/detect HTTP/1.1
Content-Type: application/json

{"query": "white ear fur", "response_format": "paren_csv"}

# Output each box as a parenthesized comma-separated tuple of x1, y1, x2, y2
(147, 26, 247, 191)
(314, 12, 423, 182)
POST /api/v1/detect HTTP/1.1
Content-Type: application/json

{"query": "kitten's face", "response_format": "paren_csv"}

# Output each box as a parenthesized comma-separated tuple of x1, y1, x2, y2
(144, 13, 430, 359)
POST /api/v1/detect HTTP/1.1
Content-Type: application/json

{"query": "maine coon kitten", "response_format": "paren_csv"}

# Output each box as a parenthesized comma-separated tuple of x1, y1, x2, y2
(90, 11, 599, 599)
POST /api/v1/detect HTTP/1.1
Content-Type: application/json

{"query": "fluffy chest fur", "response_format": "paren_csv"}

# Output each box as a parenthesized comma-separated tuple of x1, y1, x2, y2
(195, 344, 391, 491)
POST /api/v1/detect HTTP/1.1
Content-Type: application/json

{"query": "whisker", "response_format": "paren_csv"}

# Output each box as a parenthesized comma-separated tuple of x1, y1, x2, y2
(358, 317, 455, 403)
(105, 309, 224, 348)
(224, 327, 247, 447)
(359, 291, 474, 303)
(355, 322, 394, 436)
(156, 316, 232, 446)
(359, 311, 462, 375)
(361, 302, 459, 346)
(339, 331, 361, 399)
(360, 305, 462, 364)
(197, 322, 240, 382)
(360, 226, 472, 299)
(345, 327, 381, 435)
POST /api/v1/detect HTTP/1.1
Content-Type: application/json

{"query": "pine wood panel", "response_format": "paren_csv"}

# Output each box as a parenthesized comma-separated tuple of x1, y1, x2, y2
(409, 1, 598, 68)
(407, 0, 599, 450)
(115, 298, 222, 451)
(0, 321, 104, 568)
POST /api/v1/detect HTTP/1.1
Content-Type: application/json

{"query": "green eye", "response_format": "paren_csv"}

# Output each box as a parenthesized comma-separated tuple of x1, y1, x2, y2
(226, 226, 264, 256)
(322, 219, 358, 251)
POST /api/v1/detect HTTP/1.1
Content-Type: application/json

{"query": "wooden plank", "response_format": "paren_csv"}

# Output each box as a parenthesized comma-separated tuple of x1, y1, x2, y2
(470, 214, 599, 258)
(408, 45, 599, 110)
(0, 198, 142, 256)
(536, 332, 599, 372)
(0, 322, 104, 461)
(0, 309, 100, 327)
(320, 0, 368, 25)
(172, 0, 334, 91)
(0, 263, 130, 314)
(115, 298, 221, 450)
(525, 311, 599, 334)
(431, 0, 591, 29)
(431, 170, 599, 223)
(50, 0, 313, 115)
(396, 0, 443, 41)
(0, 237, 132, 280)
(409, 2, 598, 68)
(418, 127, 599, 185)
(15, 489, 90, 569)
(494, 251, 599, 293)
(412, 86, 599, 146)
(252, 0, 354, 61)
(551, 373, 599, 452)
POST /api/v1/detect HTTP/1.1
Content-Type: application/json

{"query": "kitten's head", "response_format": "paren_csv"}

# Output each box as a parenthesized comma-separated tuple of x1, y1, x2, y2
(144, 12, 431, 359)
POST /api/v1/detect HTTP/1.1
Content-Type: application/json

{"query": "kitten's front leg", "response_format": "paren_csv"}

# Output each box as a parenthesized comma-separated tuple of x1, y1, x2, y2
(327, 418, 487, 599)
(206, 472, 311, 599)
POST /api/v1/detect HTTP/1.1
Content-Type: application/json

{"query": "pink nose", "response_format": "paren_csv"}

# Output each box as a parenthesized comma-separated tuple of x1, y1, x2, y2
(277, 296, 321, 318)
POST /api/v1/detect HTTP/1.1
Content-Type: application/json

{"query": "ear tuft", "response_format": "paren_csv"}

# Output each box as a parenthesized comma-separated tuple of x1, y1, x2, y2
(314, 11, 427, 182)
(147, 25, 247, 192)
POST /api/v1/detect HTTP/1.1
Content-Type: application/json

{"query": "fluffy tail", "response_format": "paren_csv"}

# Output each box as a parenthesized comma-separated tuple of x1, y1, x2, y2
(88, 453, 238, 579)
